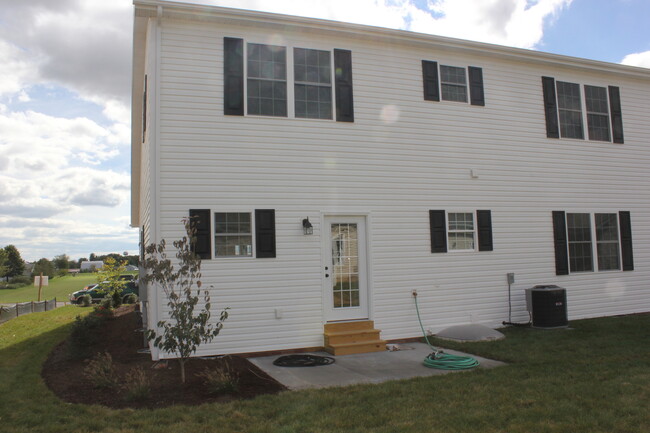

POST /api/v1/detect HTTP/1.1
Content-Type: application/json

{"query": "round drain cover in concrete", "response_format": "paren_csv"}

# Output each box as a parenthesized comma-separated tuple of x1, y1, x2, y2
(436, 324, 505, 342)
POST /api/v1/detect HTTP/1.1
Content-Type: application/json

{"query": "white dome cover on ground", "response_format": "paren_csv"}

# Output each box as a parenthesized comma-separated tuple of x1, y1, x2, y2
(435, 324, 505, 342)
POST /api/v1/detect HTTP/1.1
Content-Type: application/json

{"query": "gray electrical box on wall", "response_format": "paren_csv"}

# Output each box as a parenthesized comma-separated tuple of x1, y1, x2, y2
(507, 273, 515, 284)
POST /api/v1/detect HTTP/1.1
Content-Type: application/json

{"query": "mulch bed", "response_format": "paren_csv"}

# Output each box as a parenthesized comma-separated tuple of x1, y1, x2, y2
(42, 305, 286, 409)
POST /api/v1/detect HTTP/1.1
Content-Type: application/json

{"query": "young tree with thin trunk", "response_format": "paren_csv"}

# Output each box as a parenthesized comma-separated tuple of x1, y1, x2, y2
(141, 218, 229, 383)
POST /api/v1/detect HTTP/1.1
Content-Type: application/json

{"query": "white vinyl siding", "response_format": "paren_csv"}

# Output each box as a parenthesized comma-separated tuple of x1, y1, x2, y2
(141, 12, 650, 356)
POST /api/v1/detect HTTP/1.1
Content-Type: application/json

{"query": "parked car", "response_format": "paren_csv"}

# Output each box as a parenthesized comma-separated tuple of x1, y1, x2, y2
(69, 278, 139, 304)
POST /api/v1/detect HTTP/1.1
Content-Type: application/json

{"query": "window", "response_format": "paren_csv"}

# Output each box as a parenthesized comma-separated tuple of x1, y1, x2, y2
(554, 212, 626, 274)
(294, 48, 332, 119)
(447, 212, 475, 250)
(247, 43, 287, 117)
(214, 212, 253, 257)
(440, 65, 468, 102)
(542, 76, 624, 143)
(556, 81, 584, 139)
(566, 213, 593, 272)
(584, 85, 610, 141)
(430, 210, 492, 253)
(224, 38, 354, 122)
(595, 213, 620, 271)
(422, 61, 484, 105)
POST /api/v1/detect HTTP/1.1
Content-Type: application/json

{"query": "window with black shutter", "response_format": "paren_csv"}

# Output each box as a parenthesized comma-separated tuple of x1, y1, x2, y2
(430, 210, 492, 253)
(542, 76, 623, 143)
(552, 210, 632, 275)
(422, 62, 484, 106)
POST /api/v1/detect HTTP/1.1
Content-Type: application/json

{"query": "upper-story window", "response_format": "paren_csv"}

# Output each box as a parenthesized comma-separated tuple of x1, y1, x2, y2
(440, 65, 468, 103)
(422, 61, 484, 106)
(542, 76, 624, 143)
(556, 81, 583, 139)
(224, 37, 354, 122)
(247, 44, 287, 117)
(584, 85, 611, 141)
(294, 48, 332, 119)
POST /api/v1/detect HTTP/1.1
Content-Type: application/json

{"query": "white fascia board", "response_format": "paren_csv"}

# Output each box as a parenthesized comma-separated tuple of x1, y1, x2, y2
(133, 0, 650, 80)
(130, 12, 150, 228)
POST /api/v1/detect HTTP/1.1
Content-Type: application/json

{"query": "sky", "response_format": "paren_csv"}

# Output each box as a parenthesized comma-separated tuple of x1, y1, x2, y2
(0, 0, 649, 262)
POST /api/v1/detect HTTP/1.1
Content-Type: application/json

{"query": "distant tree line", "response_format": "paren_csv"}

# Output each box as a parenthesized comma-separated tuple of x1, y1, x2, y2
(1, 245, 139, 283)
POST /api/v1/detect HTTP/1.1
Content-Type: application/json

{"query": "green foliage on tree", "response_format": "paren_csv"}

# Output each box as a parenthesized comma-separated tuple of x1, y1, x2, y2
(4, 245, 25, 278)
(0, 249, 8, 279)
(53, 254, 71, 271)
(96, 257, 128, 307)
(141, 218, 229, 384)
(32, 258, 55, 279)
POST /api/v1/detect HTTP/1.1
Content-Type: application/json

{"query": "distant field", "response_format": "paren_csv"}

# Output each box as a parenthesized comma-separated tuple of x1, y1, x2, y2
(0, 274, 98, 304)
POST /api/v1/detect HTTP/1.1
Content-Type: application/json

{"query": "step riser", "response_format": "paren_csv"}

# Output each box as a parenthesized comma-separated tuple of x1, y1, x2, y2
(324, 320, 374, 333)
(325, 330, 381, 345)
(324, 343, 386, 356)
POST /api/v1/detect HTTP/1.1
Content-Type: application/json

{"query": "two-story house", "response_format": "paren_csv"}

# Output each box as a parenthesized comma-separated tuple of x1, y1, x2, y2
(131, 0, 650, 360)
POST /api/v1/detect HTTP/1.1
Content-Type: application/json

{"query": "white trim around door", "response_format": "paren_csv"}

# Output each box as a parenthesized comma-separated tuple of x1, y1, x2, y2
(322, 215, 369, 322)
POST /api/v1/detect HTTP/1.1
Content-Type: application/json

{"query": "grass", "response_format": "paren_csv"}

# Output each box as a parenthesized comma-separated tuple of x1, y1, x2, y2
(1, 307, 649, 432)
(0, 274, 100, 304)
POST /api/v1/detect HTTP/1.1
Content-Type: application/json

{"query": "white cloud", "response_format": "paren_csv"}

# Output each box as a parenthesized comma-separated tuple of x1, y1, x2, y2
(178, 0, 572, 49)
(621, 50, 650, 69)
(405, 0, 573, 49)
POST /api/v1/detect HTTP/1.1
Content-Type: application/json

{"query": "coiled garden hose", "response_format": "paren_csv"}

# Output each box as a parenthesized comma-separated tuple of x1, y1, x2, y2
(414, 293, 480, 370)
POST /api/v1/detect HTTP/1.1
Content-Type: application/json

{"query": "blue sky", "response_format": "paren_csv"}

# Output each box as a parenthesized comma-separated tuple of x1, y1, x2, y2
(0, 0, 649, 262)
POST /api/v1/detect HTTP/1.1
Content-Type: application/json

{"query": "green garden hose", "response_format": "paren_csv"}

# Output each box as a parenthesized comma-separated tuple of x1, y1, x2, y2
(414, 294, 480, 370)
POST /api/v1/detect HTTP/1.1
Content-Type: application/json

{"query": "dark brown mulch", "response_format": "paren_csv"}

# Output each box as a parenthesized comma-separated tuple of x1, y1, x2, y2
(42, 305, 286, 409)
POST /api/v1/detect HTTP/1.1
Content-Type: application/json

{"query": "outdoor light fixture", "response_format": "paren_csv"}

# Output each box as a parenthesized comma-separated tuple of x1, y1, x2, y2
(302, 217, 313, 235)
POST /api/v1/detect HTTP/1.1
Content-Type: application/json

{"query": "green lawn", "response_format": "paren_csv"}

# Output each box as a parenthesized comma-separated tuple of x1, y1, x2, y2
(1, 307, 649, 432)
(0, 274, 100, 304)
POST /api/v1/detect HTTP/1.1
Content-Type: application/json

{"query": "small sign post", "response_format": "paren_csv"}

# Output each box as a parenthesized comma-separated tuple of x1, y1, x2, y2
(34, 273, 49, 301)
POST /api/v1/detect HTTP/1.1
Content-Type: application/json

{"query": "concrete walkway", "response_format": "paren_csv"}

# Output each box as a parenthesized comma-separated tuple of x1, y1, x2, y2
(250, 342, 505, 390)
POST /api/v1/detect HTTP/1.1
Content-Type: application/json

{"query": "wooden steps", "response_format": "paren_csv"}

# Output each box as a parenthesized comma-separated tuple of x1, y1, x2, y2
(324, 320, 386, 356)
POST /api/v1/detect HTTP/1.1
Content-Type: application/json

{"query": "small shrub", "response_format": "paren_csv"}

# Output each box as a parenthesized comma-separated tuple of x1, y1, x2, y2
(83, 352, 118, 389)
(0, 283, 18, 290)
(80, 294, 92, 307)
(9, 276, 31, 286)
(111, 289, 123, 308)
(68, 314, 105, 358)
(122, 367, 150, 401)
(124, 293, 138, 304)
(196, 362, 239, 395)
(94, 298, 114, 319)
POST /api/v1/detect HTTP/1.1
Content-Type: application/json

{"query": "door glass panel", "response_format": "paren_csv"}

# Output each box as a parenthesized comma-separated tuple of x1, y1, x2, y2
(331, 223, 359, 308)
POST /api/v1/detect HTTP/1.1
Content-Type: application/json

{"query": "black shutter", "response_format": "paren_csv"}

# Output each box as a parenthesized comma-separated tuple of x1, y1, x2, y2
(619, 211, 634, 271)
(429, 210, 447, 253)
(552, 211, 569, 275)
(422, 60, 440, 102)
(334, 49, 354, 122)
(224, 37, 244, 116)
(142, 74, 147, 142)
(609, 86, 624, 144)
(255, 209, 276, 258)
(189, 209, 211, 260)
(476, 210, 493, 251)
(468, 66, 485, 106)
(542, 76, 559, 139)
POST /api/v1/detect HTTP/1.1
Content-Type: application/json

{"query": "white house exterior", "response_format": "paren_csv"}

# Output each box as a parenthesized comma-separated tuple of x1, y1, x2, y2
(132, 0, 650, 359)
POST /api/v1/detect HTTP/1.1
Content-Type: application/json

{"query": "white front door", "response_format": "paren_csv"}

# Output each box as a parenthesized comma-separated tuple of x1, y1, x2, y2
(323, 216, 369, 321)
